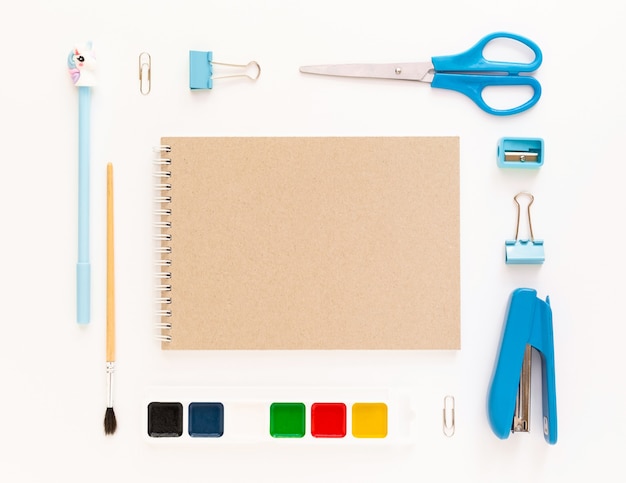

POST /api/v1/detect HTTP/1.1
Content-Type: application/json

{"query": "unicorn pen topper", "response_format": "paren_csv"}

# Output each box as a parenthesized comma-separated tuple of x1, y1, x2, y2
(68, 42, 96, 324)
(68, 43, 97, 86)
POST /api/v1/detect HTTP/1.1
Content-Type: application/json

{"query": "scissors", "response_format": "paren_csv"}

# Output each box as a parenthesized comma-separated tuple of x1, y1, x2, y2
(300, 32, 542, 116)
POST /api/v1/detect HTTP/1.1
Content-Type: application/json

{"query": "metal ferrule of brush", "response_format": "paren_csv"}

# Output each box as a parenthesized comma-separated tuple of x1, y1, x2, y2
(106, 361, 115, 407)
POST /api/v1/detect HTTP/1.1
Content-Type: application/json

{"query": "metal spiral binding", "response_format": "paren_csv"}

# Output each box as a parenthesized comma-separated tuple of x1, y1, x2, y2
(154, 145, 172, 342)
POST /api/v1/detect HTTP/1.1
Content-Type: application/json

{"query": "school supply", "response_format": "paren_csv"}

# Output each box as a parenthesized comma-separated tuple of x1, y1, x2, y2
(139, 52, 151, 95)
(68, 42, 96, 324)
(443, 395, 455, 437)
(505, 192, 545, 264)
(189, 51, 261, 89)
(144, 385, 415, 443)
(300, 32, 542, 116)
(497, 137, 544, 168)
(154, 137, 460, 350)
(104, 163, 117, 435)
(488, 288, 557, 444)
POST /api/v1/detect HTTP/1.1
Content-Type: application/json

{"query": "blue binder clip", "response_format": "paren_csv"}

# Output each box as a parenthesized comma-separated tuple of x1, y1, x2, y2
(488, 288, 557, 444)
(189, 51, 261, 90)
(505, 192, 544, 264)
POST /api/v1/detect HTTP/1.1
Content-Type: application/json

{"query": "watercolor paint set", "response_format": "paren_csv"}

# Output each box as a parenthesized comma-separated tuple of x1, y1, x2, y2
(144, 386, 415, 444)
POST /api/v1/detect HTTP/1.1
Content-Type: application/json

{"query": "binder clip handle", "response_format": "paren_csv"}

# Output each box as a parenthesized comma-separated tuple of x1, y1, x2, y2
(513, 192, 535, 241)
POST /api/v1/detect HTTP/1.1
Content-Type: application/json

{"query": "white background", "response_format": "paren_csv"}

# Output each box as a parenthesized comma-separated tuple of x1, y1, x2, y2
(2, 1, 624, 481)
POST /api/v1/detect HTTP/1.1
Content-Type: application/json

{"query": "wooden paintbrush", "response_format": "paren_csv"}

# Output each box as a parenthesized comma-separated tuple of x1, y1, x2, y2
(104, 163, 117, 435)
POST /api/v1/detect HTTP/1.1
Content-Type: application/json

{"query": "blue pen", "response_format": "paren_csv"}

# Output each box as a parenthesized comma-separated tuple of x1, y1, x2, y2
(68, 43, 96, 324)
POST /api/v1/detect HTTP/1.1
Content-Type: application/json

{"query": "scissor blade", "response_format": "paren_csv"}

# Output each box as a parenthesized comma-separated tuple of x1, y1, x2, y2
(299, 62, 434, 83)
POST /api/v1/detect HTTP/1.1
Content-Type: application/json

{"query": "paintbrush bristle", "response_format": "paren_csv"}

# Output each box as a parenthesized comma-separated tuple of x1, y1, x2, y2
(104, 407, 117, 435)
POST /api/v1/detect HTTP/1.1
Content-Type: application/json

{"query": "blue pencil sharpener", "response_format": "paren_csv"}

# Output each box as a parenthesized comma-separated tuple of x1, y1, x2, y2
(497, 138, 544, 169)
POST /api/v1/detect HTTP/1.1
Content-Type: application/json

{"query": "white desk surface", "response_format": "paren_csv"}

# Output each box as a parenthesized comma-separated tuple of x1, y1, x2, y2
(2, 1, 624, 481)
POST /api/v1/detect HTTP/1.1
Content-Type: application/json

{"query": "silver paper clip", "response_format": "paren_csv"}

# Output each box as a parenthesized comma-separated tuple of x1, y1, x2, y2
(443, 395, 455, 437)
(505, 192, 545, 264)
(139, 52, 151, 95)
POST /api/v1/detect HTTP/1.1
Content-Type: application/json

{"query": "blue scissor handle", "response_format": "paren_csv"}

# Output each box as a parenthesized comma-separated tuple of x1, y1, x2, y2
(431, 73, 541, 116)
(431, 32, 542, 74)
(431, 32, 542, 115)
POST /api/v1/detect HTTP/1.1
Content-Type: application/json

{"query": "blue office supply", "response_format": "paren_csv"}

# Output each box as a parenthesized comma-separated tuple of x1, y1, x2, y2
(68, 43, 96, 324)
(505, 192, 544, 264)
(505, 239, 544, 264)
(189, 51, 214, 89)
(189, 51, 261, 90)
(497, 138, 544, 168)
(488, 288, 557, 444)
(300, 32, 543, 116)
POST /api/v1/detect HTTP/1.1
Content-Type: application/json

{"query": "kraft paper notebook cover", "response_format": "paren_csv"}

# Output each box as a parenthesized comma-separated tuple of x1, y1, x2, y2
(155, 137, 459, 350)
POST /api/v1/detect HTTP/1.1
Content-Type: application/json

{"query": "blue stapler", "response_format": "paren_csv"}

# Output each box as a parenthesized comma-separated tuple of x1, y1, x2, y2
(488, 288, 557, 444)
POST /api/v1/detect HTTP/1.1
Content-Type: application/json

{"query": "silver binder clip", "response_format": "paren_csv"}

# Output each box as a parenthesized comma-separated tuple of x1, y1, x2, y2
(505, 192, 545, 264)
(189, 51, 261, 90)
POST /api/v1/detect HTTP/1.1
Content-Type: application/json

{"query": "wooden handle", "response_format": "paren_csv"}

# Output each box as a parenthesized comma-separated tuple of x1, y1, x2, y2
(106, 163, 115, 362)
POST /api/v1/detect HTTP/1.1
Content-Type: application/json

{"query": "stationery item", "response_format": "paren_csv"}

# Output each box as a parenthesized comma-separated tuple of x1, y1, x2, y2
(505, 192, 545, 264)
(497, 137, 544, 168)
(139, 52, 151, 95)
(488, 288, 557, 444)
(68, 42, 96, 324)
(189, 51, 261, 89)
(144, 386, 414, 443)
(154, 137, 460, 350)
(443, 395, 455, 437)
(300, 32, 542, 116)
(104, 163, 117, 435)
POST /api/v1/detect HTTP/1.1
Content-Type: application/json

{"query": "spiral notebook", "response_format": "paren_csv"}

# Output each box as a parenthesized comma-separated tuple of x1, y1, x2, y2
(155, 137, 460, 350)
